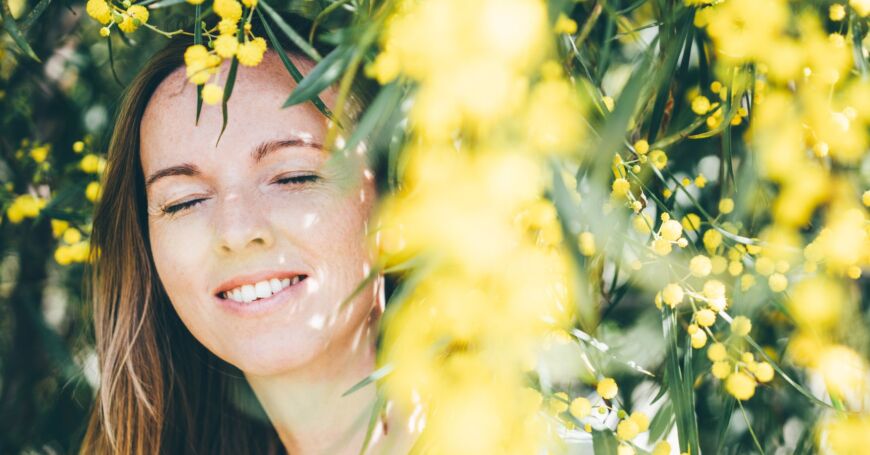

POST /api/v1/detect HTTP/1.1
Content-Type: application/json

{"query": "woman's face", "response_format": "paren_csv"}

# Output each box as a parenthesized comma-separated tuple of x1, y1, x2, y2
(140, 52, 379, 376)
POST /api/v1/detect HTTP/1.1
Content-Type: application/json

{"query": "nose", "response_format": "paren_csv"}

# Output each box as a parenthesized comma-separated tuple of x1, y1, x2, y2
(213, 190, 275, 255)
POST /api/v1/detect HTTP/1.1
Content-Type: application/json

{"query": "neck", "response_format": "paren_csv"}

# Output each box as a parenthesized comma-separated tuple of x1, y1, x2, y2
(245, 304, 384, 455)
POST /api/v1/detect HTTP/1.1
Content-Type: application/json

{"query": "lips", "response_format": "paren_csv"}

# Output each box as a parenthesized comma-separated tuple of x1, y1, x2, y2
(213, 270, 308, 304)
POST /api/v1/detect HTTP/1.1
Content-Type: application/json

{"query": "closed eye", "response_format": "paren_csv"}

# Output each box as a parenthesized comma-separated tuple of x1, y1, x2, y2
(274, 174, 321, 185)
(162, 198, 206, 215)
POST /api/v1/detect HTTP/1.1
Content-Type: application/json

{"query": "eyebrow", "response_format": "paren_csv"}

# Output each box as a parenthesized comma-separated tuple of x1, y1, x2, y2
(144, 138, 323, 189)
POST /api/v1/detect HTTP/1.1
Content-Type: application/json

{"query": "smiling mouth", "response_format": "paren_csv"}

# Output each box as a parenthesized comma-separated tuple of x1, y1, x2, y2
(218, 274, 308, 303)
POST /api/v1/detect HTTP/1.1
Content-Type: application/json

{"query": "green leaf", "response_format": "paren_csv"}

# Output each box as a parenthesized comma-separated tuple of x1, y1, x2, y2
(259, 0, 322, 61)
(217, 56, 240, 145)
(591, 429, 618, 455)
(743, 335, 835, 409)
(256, 7, 333, 119)
(340, 81, 403, 162)
(648, 400, 675, 442)
(342, 364, 393, 397)
(1, 0, 40, 62)
(148, 0, 188, 9)
(647, 10, 693, 143)
(106, 33, 123, 87)
(282, 44, 353, 108)
(194, 4, 203, 125)
(310, 0, 353, 45)
(337, 265, 380, 312)
(663, 307, 696, 454)
(19, 0, 51, 31)
(714, 397, 735, 453)
(357, 389, 387, 455)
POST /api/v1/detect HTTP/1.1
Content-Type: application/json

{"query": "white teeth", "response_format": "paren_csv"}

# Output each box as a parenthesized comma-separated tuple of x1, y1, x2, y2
(241, 284, 257, 303)
(222, 275, 305, 303)
(255, 281, 272, 299)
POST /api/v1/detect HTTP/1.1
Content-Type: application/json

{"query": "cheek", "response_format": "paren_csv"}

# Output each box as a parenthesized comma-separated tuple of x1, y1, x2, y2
(148, 219, 212, 313)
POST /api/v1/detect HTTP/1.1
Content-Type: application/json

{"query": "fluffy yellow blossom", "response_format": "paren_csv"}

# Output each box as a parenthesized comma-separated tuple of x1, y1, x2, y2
(202, 83, 224, 105)
(726, 371, 756, 400)
(72, 141, 85, 153)
(652, 238, 672, 256)
(661, 283, 684, 308)
(691, 329, 708, 348)
(629, 411, 649, 432)
(633, 213, 652, 234)
(597, 377, 618, 399)
(612, 178, 630, 198)
(6, 194, 44, 223)
(616, 418, 640, 440)
(851, 0, 869, 16)
(578, 232, 596, 256)
(62, 227, 82, 244)
(659, 219, 682, 242)
(85, 0, 112, 24)
(708, 342, 727, 362)
(79, 154, 105, 174)
(367, 51, 401, 84)
(652, 442, 672, 455)
(703, 229, 722, 252)
(712, 361, 731, 379)
(569, 397, 591, 419)
(696, 309, 716, 327)
(85, 181, 102, 202)
(214, 0, 242, 21)
(237, 38, 267, 66)
(689, 255, 712, 277)
(553, 13, 577, 34)
(633, 139, 649, 155)
(649, 149, 667, 169)
(755, 362, 774, 383)
(51, 219, 69, 238)
(214, 34, 238, 58)
(718, 198, 734, 214)
(691, 95, 711, 115)
(731, 316, 752, 337)
(118, 5, 149, 33)
(682, 213, 701, 231)
(768, 273, 788, 292)
(29, 145, 49, 163)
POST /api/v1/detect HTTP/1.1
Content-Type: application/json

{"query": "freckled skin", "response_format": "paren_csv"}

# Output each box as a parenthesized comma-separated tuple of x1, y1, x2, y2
(140, 52, 378, 377)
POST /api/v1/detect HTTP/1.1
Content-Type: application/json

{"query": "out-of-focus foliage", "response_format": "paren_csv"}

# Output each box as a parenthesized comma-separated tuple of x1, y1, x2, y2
(2, 0, 870, 453)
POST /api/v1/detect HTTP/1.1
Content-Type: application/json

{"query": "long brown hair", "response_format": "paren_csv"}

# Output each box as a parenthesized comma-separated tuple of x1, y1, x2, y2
(79, 19, 374, 454)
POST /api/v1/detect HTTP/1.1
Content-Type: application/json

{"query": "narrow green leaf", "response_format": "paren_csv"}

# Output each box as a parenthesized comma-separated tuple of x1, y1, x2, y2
(282, 44, 352, 108)
(19, 0, 51, 31)
(743, 336, 835, 409)
(1, 0, 40, 62)
(148, 0, 188, 9)
(649, 400, 675, 442)
(259, 0, 322, 61)
(342, 364, 394, 397)
(217, 56, 240, 145)
(663, 308, 691, 454)
(340, 82, 402, 156)
(647, 10, 693, 143)
(338, 265, 380, 312)
(256, 7, 333, 118)
(357, 390, 387, 455)
(714, 397, 735, 454)
(106, 34, 123, 86)
(592, 430, 618, 455)
(682, 331, 701, 453)
(310, 0, 353, 45)
(194, 4, 203, 125)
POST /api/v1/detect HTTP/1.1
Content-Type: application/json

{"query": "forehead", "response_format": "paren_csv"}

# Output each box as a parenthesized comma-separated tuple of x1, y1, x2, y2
(139, 51, 336, 173)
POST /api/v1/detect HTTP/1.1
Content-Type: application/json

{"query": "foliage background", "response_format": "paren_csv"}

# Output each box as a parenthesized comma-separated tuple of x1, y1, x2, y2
(1, 0, 869, 454)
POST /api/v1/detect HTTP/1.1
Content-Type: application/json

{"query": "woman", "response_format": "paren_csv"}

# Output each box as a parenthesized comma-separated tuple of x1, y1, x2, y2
(79, 21, 413, 454)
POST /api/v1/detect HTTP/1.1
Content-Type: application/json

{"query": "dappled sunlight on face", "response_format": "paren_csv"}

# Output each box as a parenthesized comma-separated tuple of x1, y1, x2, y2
(140, 52, 379, 376)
